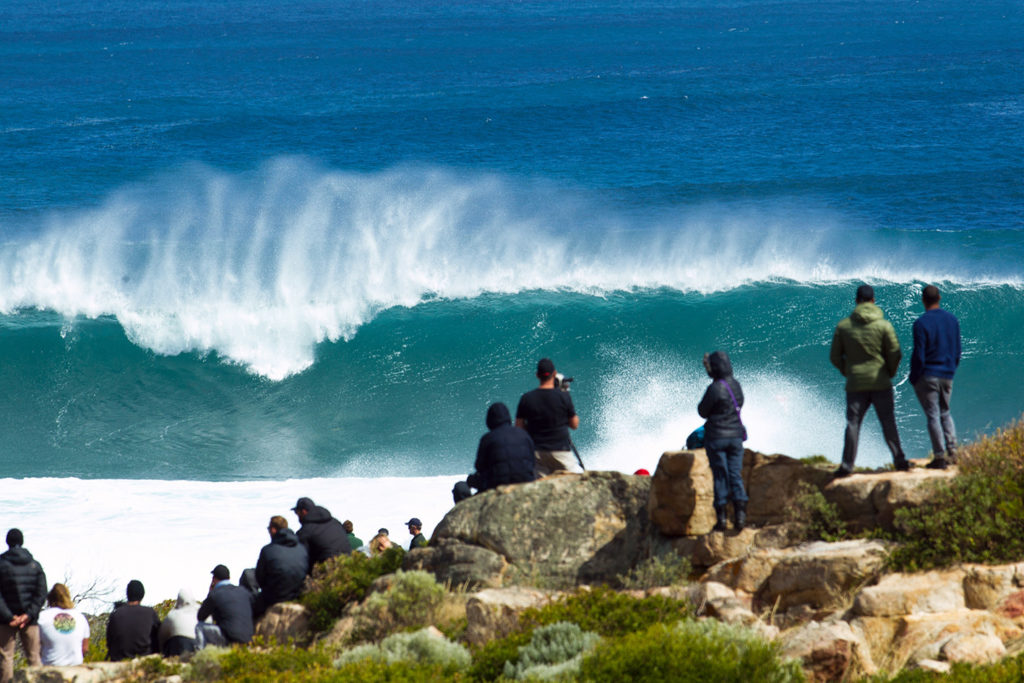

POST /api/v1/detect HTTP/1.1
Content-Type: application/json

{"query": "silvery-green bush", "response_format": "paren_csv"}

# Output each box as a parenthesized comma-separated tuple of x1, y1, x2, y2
(503, 621, 601, 681)
(334, 627, 471, 673)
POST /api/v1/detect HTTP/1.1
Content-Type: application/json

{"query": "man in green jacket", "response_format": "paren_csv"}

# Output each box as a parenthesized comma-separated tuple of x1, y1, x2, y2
(830, 284, 910, 477)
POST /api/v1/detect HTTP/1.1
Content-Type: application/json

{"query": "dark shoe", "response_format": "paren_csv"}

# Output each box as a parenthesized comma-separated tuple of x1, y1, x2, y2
(833, 467, 851, 479)
(925, 458, 948, 470)
(713, 506, 728, 532)
(733, 501, 747, 531)
(895, 460, 912, 472)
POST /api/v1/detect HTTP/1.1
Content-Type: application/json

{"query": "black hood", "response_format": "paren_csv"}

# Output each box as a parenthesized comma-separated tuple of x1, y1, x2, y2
(0, 546, 35, 566)
(271, 527, 300, 547)
(486, 402, 512, 430)
(705, 350, 733, 379)
(302, 505, 333, 523)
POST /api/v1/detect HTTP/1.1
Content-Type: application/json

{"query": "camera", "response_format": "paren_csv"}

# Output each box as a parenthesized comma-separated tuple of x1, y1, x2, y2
(554, 373, 574, 392)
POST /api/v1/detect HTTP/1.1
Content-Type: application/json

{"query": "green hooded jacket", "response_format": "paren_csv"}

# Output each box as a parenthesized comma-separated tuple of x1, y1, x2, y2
(830, 302, 902, 392)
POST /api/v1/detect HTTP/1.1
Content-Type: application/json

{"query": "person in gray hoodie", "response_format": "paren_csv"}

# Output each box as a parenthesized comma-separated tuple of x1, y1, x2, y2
(0, 529, 46, 683)
(698, 351, 749, 532)
(157, 588, 199, 656)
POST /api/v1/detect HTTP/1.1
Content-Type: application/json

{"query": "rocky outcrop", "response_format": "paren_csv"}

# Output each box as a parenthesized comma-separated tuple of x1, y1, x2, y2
(406, 471, 651, 588)
(255, 602, 314, 646)
(824, 468, 957, 532)
(779, 619, 877, 682)
(464, 586, 555, 646)
(15, 663, 127, 683)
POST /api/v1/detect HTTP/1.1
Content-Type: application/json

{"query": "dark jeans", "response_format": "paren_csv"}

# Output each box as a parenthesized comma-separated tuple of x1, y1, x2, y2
(841, 389, 908, 471)
(913, 376, 957, 460)
(705, 437, 748, 508)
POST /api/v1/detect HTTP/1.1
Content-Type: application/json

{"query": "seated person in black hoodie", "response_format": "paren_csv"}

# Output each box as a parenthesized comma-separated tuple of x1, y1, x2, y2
(454, 402, 537, 503)
(106, 580, 159, 661)
(196, 565, 254, 648)
(253, 516, 308, 617)
(291, 498, 351, 572)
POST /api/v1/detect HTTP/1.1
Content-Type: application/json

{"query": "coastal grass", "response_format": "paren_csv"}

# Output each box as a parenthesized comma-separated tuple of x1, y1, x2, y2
(888, 417, 1024, 571)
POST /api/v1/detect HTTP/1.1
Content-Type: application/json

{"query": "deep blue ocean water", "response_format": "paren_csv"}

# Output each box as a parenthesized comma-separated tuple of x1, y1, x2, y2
(3, 0, 1024, 479)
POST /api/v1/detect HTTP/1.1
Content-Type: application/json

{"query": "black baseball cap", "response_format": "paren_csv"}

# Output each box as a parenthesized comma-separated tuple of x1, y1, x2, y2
(406, 518, 422, 527)
(536, 358, 555, 378)
(211, 564, 230, 581)
(292, 497, 315, 512)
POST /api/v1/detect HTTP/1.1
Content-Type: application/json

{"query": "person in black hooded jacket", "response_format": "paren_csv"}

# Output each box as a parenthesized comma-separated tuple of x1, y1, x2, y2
(697, 350, 749, 532)
(254, 516, 309, 616)
(453, 402, 537, 503)
(0, 529, 46, 683)
(291, 498, 351, 572)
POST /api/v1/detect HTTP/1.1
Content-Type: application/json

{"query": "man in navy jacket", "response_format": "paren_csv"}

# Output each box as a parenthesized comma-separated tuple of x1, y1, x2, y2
(910, 285, 962, 468)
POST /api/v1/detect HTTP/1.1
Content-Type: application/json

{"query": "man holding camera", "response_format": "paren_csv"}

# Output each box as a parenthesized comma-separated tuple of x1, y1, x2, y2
(515, 358, 580, 476)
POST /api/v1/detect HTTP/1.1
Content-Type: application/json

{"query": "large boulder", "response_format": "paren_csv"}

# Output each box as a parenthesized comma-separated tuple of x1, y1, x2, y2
(407, 471, 651, 588)
(852, 569, 967, 617)
(891, 610, 1021, 669)
(824, 468, 956, 532)
(757, 540, 891, 612)
(779, 619, 877, 682)
(255, 602, 314, 646)
(14, 663, 127, 683)
(962, 562, 1024, 611)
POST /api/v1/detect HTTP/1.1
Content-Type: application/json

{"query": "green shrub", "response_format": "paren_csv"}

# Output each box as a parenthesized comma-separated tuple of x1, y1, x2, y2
(578, 620, 803, 683)
(799, 455, 833, 466)
(503, 621, 600, 681)
(350, 569, 446, 642)
(522, 585, 691, 638)
(187, 643, 334, 682)
(617, 553, 691, 590)
(299, 547, 405, 632)
(335, 627, 471, 673)
(888, 417, 1024, 571)
(785, 482, 849, 542)
(466, 587, 691, 682)
(866, 650, 1024, 682)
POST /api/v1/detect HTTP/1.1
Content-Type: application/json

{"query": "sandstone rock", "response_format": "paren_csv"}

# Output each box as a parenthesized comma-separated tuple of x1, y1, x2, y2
(744, 453, 832, 527)
(690, 527, 759, 569)
(464, 586, 554, 647)
(849, 616, 902, 671)
(999, 590, 1024, 620)
(14, 663, 127, 683)
(824, 468, 955, 532)
(417, 471, 651, 588)
(941, 632, 1006, 664)
(852, 569, 966, 617)
(649, 451, 716, 536)
(255, 602, 314, 646)
(963, 562, 1024, 611)
(758, 540, 890, 612)
(319, 614, 357, 647)
(779, 619, 876, 682)
(914, 659, 951, 674)
(703, 550, 781, 595)
(688, 581, 759, 627)
(894, 610, 1022, 669)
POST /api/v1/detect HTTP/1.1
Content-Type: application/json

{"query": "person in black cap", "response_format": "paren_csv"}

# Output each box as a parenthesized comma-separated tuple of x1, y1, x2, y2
(196, 565, 254, 648)
(105, 580, 159, 661)
(0, 529, 46, 682)
(515, 358, 580, 476)
(406, 519, 427, 551)
(830, 284, 910, 477)
(291, 497, 351, 572)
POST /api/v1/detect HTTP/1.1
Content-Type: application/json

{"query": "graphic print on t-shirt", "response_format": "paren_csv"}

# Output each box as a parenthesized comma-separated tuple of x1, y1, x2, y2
(52, 612, 76, 634)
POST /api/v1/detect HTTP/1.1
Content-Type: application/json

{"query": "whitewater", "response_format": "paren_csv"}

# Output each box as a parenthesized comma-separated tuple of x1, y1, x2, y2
(2, 0, 1022, 609)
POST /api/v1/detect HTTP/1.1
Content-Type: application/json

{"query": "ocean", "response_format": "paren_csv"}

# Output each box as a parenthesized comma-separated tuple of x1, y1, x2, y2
(2, 0, 1022, 608)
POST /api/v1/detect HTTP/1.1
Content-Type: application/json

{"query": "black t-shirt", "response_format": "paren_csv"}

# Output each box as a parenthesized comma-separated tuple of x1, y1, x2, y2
(515, 388, 576, 451)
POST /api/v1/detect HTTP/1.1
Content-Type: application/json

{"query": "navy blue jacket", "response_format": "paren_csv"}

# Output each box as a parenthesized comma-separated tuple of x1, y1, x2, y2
(475, 403, 537, 491)
(198, 582, 255, 644)
(910, 308, 961, 385)
(698, 351, 745, 441)
(255, 528, 309, 606)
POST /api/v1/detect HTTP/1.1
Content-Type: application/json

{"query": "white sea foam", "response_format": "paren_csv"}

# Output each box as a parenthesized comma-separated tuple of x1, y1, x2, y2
(0, 159, 1018, 378)
(2, 475, 462, 614)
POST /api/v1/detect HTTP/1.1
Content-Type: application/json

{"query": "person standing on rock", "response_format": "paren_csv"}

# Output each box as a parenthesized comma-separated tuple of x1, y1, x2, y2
(698, 350, 749, 531)
(830, 284, 911, 477)
(515, 358, 580, 476)
(909, 285, 961, 469)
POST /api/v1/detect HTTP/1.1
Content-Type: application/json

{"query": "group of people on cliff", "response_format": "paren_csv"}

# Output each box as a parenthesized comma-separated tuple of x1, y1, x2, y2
(456, 283, 962, 538)
(0, 501, 430, 678)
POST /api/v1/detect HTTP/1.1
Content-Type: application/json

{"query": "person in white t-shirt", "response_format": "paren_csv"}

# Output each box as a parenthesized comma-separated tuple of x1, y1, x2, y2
(36, 584, 89, 666)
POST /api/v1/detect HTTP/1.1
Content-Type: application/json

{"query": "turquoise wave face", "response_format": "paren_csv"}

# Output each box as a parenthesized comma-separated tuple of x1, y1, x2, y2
(2, 283, 1020, 480)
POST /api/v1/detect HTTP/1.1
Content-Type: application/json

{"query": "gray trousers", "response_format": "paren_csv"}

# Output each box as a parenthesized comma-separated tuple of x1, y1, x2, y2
(841, 388, 908, 471)
(913, 376, 957, 460)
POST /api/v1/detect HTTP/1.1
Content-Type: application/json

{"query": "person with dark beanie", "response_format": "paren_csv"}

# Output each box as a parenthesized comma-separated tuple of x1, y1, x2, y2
(105, 580, 159, 661)
(0, 528, 46, 683)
